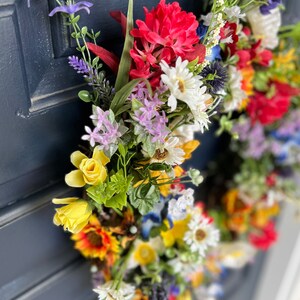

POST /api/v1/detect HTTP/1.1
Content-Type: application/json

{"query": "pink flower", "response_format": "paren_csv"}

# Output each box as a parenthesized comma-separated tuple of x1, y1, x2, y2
(130, 0, 201, 86)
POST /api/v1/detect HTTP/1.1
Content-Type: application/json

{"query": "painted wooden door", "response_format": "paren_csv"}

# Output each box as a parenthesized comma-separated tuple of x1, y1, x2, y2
(0, 1, 200, 299)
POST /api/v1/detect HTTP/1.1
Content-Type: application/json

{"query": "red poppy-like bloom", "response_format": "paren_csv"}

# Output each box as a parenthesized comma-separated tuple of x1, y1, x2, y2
(71, 215, 119, 265)
(130, 0, 201, 85)
(249, 221, 278, 251)
(247, 82, 299, 126)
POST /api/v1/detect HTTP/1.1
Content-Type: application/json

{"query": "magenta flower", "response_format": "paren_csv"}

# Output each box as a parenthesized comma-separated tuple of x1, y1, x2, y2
(49, 1, 93, 17)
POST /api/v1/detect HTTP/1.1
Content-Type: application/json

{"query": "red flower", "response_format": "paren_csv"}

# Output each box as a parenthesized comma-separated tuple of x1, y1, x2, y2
(246, 82, 299, 126)
(266, 172, 277, 187)
(130, 0, 200, 85)
(221, 22, 239, 54)
(236, 50, 252, 69)
(249, 221, 278, 251)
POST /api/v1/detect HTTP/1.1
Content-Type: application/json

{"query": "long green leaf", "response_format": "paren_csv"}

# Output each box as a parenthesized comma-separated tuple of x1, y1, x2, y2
(114, 0, 134, 92)
(110, 78, 140, 114)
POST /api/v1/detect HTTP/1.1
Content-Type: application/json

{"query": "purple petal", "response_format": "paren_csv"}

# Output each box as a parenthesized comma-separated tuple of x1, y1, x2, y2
(49, 1, 93, 17)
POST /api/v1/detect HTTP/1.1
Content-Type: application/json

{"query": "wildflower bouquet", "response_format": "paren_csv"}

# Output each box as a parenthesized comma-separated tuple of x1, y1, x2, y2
(47, 0, 300, 299)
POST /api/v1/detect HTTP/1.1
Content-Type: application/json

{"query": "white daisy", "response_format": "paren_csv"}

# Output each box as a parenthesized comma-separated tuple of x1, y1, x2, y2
(150, 137, 185, 166)
(93, 281, 135, 300)
(160, 57, 203, 112)
(184, 214, 220, 256)
(224, 66, 247, 112)
(160, 57, 212, 130)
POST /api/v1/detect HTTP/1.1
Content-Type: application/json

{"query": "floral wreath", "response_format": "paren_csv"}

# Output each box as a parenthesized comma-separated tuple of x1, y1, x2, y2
(35, 0, 300, 299)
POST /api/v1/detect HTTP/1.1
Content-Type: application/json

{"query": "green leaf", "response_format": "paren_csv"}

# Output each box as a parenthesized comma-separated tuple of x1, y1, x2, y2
(129, 183, 160, 215)
(148, 163, 171, 172)
(92, 57, 100, 67)
(131, 98, 143, 111)
(106, 192, 127, 210)
(87, 183, 113, 204)
(78, 90, 91, 102)
(110, 79, 140, 114)
(70, 15, 80, 24)
(114, 0, 134, 92)
(118, 144, 126, 158)
(115, 103, 132, 116)
(143, 135, 156, 157)
(81, 26, 88, 35)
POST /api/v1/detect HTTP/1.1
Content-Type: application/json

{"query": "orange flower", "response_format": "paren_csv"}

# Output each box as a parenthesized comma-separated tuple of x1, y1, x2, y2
(71, 215, 119, 265)
(227, 214, 249, 233)
(180, 140, 200, 160)
(223, 189, 252, 233)
(251, 203, 280, 228)
(240, 66, 254, 109)
(223, 189, 252, 215)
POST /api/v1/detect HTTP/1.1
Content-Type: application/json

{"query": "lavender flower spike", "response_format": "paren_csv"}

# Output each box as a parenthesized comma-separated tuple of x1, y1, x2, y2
(49, 1, 93, 17)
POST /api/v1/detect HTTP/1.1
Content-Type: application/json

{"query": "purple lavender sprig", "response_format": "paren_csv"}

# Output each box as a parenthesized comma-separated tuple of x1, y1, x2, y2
(68, 56, 91, 74)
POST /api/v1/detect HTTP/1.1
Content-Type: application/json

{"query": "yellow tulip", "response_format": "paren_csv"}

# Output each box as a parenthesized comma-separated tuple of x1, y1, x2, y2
(65, 147, 110, 187)
(53, 197, 93, 233)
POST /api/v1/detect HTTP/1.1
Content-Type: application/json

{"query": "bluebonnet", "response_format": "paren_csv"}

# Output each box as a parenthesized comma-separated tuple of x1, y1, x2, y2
(49, 1, 93, 17)
(260, 0, 281, 15)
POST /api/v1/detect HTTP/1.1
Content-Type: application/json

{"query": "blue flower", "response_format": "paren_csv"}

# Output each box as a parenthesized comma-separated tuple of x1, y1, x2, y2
(141, 199, 173, 239)
(197, 23, 208, 42)
(206, 45, 222, 61)
(49, 1, 93, 17)
(260, 0, 281, 15)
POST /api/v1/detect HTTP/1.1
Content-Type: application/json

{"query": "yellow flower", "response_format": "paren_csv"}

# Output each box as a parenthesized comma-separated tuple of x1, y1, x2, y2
(53, 197, 93, 233)
(190, 271, 204, 288)
(177, 290, 192, 300)
(180, 140, 200, 160)
(133, 242, 157, 266)
(161, 215, 190, 247)
(65, 147, 110, 187)
(251, 203, 280, 228)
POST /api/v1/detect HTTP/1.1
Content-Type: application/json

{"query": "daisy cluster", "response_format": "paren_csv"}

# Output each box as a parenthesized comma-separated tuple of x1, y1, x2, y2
(46, 0, 300, 299)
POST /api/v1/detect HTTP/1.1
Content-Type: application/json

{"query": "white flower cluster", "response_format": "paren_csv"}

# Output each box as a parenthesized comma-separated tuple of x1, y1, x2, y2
(160, 57, 212, 132)
(94, 281, 135, 300)
(168, 188, 195, 220)
(247, 7, 281, 49)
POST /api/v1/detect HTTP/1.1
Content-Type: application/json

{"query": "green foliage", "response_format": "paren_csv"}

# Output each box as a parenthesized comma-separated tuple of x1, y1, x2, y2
(87, 170, 133, 210)
(253, 71, 270, 92)
(114, 0, 134, 91)
(78, 90, 91, 102)
(129, 183, 160, 215)
(110, 79, 140, 115)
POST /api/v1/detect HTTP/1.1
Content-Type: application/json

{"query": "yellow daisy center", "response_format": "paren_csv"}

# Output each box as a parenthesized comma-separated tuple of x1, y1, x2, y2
(154, 149, 169, 160)
(178, 78, 185, 93)
(195, 229, 206, 242)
